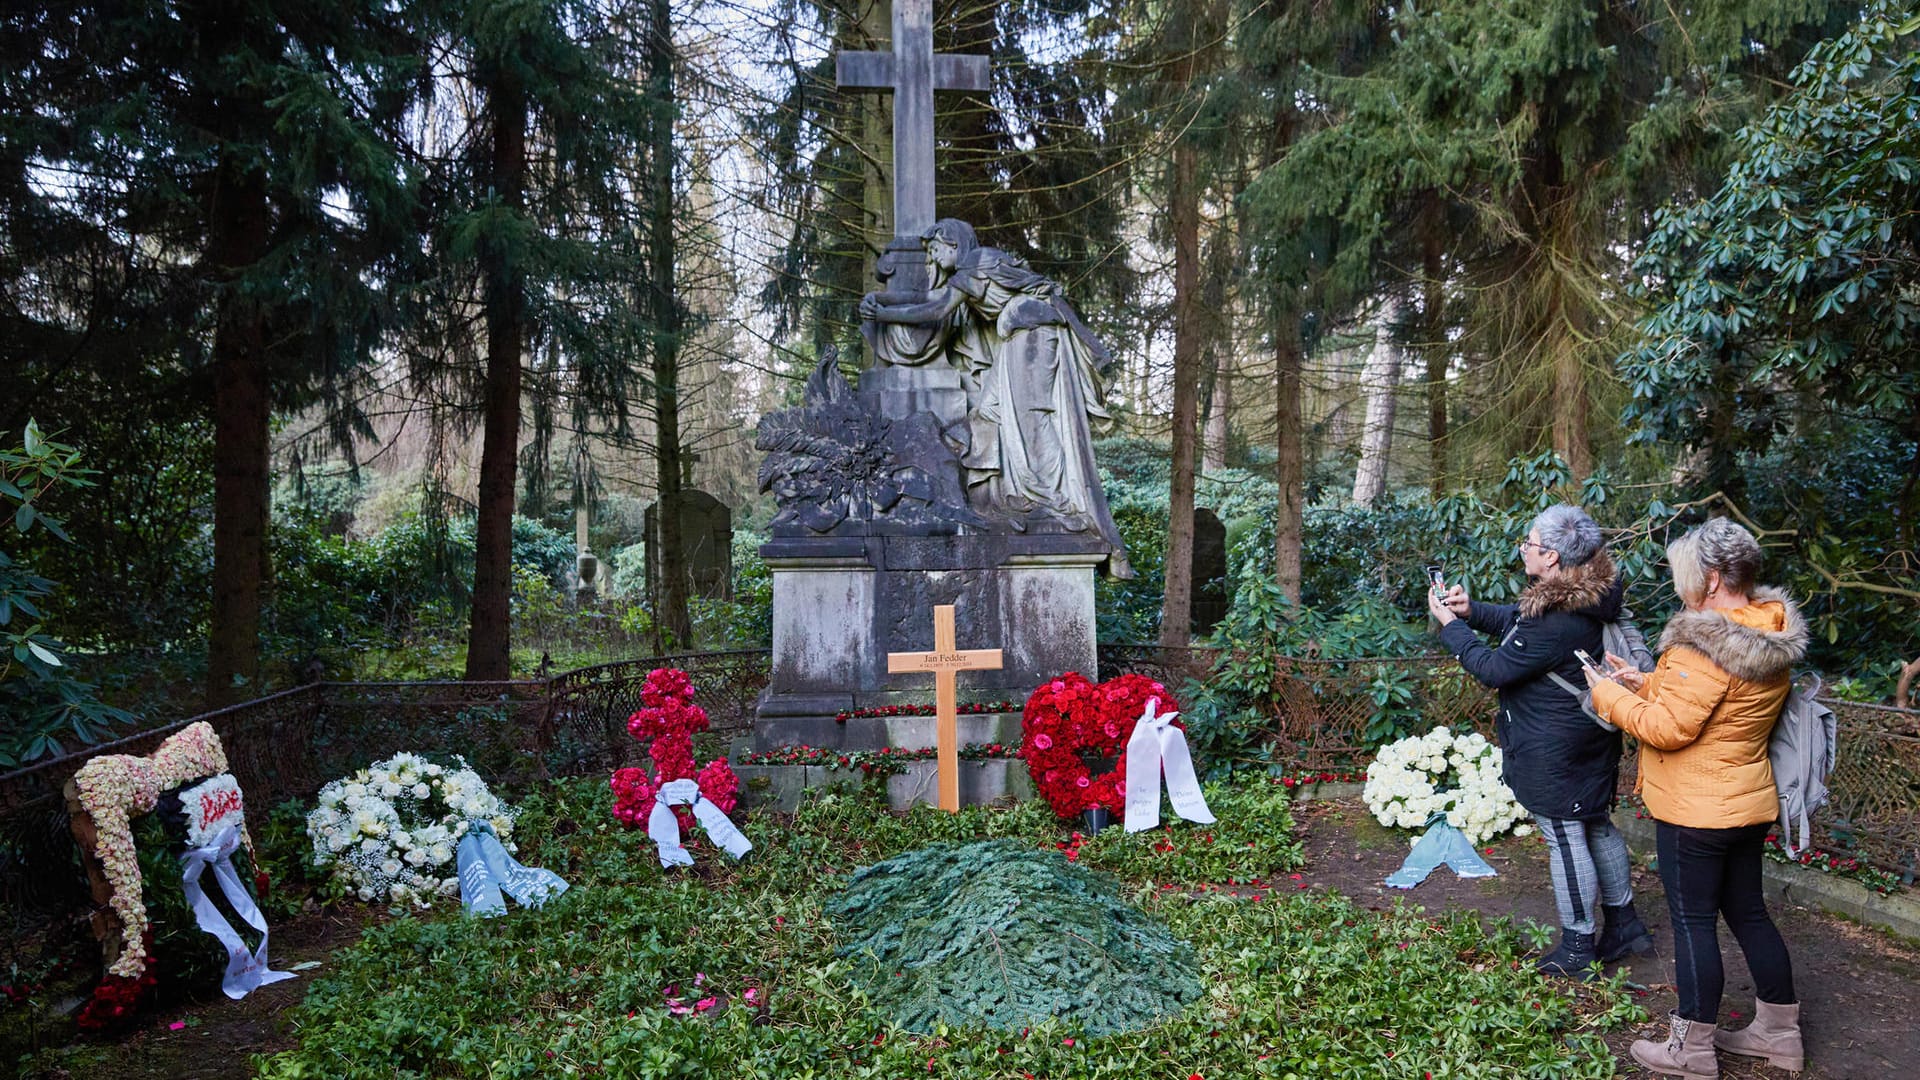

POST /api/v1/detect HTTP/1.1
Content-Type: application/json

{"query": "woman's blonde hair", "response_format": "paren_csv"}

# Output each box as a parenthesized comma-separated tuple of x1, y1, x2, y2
(1668, 517, 1764, 605)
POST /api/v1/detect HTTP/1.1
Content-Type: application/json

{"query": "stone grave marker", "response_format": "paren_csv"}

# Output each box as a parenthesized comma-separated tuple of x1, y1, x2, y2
(644, 490, 733, 601)
(1192, 507, 1228, 635)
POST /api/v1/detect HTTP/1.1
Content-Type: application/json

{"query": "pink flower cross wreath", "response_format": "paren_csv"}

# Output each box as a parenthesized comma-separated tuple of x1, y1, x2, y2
(65, 722, 258, 980)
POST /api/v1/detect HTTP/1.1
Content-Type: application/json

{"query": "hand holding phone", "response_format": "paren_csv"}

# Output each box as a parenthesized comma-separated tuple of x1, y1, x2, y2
(1574, 649, 1610, 680)
(1425, 564, 1446, 593)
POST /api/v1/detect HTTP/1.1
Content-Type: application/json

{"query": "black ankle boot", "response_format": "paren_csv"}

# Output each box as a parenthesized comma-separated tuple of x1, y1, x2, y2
(1535, 929, 1598, 980)
(1597, 901, 1655, 963)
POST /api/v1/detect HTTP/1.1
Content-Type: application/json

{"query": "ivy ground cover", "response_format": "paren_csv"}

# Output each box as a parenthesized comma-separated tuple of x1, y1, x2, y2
(253, 776, 1642, 1078)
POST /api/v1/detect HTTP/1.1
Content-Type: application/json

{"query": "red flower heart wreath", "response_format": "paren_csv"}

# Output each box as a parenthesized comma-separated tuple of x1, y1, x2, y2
(1019, 672, 1180, 819)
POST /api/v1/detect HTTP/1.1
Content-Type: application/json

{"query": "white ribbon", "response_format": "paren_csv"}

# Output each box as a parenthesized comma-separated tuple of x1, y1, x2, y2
(178, 823, 295, 999)
(1123, 698, 1216, 833)
(648, 778, 753, 867)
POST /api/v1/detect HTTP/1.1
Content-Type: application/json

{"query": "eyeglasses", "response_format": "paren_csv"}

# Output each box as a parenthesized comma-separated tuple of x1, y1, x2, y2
(1516, 539, 1550, 555)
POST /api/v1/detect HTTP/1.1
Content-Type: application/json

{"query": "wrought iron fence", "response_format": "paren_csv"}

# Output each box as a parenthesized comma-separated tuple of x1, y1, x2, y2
(1101, 645, 1920, 881)
(0, 651, 770, 976)
(6, 644, 1917, 979)
(1098, 644, 1499, 769)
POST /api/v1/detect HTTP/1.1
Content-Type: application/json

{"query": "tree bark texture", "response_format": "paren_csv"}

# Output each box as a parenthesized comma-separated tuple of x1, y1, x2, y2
(1274, 321, 1304, 606)
(1420, 197, 1449, 496)
(206, 157, 272, 707)
(1159, 138, 1203, 646)
(1351, 302, 1403, 508)
(1549, 279, 1592, 483)
(465, 74, 528, 682)
(649, 0, 693, 650)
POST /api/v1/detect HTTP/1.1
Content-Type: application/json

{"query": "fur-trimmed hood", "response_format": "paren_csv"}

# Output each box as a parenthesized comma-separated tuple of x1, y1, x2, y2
(1657, 586, 1809, 682)
(1517, 549, 1621, 620)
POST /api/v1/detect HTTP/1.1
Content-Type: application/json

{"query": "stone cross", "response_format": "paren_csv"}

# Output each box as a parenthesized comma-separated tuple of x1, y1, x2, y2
(836, 0, 989, 293)
(886, 604, 1002, 811)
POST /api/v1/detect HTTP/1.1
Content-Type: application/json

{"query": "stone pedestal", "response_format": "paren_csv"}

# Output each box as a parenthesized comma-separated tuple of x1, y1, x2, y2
(752, 532, 1103, 753)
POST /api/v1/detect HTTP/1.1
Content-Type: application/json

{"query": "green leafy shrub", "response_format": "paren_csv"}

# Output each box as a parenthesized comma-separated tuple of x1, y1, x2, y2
(0, 421, 135, 765)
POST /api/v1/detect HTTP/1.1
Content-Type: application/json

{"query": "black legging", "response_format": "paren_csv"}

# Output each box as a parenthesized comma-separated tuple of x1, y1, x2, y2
(1656, 820, 1797, 1023)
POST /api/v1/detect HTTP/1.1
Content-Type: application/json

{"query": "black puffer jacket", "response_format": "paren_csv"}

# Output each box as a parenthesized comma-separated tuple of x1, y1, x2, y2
(1438, 552, 1625, 821)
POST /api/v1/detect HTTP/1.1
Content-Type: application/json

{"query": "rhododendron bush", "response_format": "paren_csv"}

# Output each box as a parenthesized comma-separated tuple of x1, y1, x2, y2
(610, 667, 739, 831)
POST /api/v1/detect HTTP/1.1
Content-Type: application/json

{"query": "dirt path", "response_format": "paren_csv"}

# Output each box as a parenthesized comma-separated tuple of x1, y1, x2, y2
(20, 908, 375, 1080)
(1294, 797, 1920, 1080)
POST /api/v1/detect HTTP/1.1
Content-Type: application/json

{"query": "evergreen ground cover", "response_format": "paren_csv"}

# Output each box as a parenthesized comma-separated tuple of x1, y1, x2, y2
(222, 775, 1643, 1079)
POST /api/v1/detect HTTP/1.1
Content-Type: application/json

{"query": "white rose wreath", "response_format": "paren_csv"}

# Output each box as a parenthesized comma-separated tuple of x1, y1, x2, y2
(1363, 726, 1530, 844)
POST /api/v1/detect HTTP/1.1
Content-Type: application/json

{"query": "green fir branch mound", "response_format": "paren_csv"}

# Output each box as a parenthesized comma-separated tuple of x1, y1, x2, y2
(825, 838, 1204, 1036)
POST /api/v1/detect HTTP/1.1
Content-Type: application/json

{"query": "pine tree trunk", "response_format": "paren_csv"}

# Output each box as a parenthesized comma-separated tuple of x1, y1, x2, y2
(466, 75, 527, 682)
(1274, 319, 1304, 606)
(206, 161, 272, 707)
(649, 0, 693, 650)
(1420, 199, 1449, 497)
(1551, 329, 1591, 482)
(1159, 138, 1203, 647)
(1351, 303, 1403, 507)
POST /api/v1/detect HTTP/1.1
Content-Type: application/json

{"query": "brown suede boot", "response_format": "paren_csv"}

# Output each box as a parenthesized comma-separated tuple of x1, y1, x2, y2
(1630, 1012, 1720, 1078)
(1714, 1000, 1804, 1073)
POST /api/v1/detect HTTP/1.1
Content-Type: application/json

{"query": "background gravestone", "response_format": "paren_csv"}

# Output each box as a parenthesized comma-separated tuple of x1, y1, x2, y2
(1191, 507, 1228, 636)
(644, 490, 733, 601)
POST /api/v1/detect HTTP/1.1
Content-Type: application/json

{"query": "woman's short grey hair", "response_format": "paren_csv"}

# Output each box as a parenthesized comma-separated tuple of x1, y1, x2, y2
(1530, 505, 1604, 567)
(1668, 517, 1764, 604)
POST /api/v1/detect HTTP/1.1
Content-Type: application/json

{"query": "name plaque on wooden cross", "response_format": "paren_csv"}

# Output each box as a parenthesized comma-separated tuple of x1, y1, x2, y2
(886, 604, 1002, 811)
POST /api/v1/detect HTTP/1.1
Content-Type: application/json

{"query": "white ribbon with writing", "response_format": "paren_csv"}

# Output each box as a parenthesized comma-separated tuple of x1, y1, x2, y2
(1123, 698, 1216, 833)
(178, 823, 296, 999)
(648, 778, 753, 867)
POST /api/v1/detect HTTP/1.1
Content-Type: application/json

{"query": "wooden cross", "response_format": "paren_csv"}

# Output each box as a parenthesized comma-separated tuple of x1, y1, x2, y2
(886, 604, 1002, 811)
(836, 0, 989, 292)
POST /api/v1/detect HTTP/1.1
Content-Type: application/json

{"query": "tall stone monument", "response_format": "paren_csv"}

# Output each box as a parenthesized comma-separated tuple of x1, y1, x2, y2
(751, 0, 1131, 761)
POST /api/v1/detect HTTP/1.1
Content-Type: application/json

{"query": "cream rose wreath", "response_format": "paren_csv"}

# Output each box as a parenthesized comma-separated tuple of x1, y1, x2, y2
(68, 722, 255, 979)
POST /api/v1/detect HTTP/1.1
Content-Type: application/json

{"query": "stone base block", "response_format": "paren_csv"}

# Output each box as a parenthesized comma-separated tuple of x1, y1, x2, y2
(733, 760, 1033, 812)
(749, 711, 1024, 753)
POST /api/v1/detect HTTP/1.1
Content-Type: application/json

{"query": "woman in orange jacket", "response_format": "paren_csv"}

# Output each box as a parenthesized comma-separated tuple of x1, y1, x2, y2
(1586, 518, 1808, 1079)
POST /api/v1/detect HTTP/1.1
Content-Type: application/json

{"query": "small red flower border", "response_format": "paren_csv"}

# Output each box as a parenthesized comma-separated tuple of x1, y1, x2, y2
(1018, 672, 1178, 819)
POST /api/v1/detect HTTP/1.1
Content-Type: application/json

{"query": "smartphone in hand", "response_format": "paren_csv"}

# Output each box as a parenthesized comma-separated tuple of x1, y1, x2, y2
(1425, 564, 1446, 593)
(1574, 649, 1609, 679)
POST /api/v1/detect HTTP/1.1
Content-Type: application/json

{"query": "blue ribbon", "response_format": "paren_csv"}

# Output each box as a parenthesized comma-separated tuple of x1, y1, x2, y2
(456, 822, 568, 917)
(1384, 816, 1497, 889)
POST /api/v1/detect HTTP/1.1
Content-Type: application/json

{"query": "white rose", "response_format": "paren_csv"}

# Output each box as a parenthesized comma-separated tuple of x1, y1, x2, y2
(406, 848, 427, 866)
(412, 783, 430, 799)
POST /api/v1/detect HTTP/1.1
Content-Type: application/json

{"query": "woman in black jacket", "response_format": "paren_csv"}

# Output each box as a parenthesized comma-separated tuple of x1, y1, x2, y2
(1427, 505, 1651, 978)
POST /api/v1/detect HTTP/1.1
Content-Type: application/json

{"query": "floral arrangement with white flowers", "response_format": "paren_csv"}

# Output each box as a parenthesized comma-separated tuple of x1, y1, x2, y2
(1363, 726, 1530, 844)
(306, 753, 518, 907)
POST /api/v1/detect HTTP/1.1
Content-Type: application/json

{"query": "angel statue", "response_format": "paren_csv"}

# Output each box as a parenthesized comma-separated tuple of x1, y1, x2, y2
(858, 219, 1134, 579)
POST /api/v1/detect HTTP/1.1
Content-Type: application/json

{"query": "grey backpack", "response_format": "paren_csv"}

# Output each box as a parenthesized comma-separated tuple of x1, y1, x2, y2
(1548, 610, 1659, 732)
(1770, 677, 1837, 858)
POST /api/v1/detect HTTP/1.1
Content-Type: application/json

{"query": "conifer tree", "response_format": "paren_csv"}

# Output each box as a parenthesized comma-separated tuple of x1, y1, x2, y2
(1245, 0, 1845, 486)
(438, 0, 653, 680)
(5, 0, 422, 704)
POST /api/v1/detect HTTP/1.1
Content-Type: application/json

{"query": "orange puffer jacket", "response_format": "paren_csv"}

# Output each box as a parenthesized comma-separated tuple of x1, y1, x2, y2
(1589, 588, 1809, 829)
